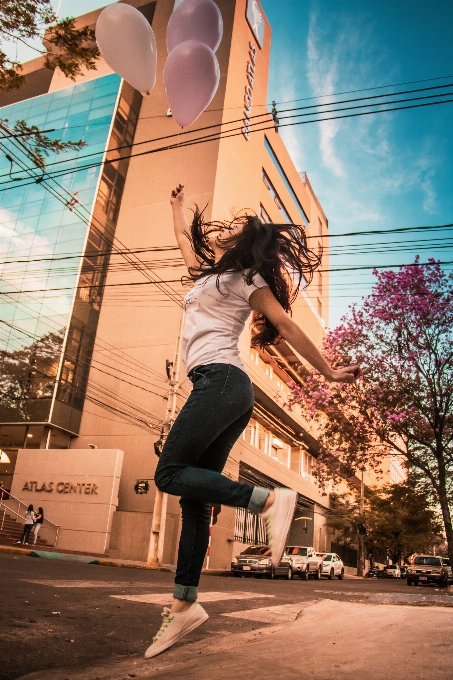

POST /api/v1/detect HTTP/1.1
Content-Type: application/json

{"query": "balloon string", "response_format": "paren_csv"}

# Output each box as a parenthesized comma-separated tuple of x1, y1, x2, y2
(177, 133, 182, 184)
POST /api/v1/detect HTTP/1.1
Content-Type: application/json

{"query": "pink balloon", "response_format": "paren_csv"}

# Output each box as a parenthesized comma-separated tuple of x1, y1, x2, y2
(163, 40, 220, 127)
(167, 0, 223, 54)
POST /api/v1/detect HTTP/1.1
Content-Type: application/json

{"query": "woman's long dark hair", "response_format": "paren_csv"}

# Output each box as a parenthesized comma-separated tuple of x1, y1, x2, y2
(187, 207, 321, 347)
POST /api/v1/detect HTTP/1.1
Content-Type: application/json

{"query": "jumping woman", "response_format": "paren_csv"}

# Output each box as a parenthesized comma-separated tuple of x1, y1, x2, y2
(145, 185, 360, 658)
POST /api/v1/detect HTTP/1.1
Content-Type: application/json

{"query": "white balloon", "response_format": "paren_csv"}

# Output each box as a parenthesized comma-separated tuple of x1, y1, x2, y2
(96, 4, 157, 94)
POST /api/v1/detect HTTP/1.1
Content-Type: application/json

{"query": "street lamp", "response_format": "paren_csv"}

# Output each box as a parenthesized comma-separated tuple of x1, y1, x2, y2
(295, 516, 313, 533)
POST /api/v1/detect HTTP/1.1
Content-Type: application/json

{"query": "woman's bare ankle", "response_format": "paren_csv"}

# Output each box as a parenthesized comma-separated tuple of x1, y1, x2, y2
(170, 598, 193, 614)
(261, 490, 275, 514)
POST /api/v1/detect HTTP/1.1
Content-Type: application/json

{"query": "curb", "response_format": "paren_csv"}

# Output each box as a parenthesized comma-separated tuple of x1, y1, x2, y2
(0, 544, 169, 570)
(30, 551, 100, 564)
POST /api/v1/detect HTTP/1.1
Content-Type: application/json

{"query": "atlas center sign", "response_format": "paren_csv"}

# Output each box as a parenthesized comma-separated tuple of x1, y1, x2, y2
(22, 480, 99, 495)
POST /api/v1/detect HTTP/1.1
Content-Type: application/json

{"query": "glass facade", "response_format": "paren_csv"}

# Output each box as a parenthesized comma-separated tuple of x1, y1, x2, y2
(0, 74, 141, 432)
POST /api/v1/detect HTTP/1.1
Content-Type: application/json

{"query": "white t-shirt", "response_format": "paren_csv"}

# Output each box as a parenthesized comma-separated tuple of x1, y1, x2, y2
(182, 270, 268, 374)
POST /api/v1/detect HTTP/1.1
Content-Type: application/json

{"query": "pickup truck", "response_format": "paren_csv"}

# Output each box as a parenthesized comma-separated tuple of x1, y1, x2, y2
(286, 545, 324, 580)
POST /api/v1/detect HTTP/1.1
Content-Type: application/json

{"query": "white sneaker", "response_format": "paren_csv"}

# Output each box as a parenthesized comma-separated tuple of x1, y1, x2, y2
(262, 487, 297, 568)
(144, 602, 209, 659)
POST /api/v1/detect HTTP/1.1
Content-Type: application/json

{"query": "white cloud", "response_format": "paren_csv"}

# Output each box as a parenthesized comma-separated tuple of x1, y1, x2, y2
(0, 207, 73, 350)
(307, 14, 345, 177)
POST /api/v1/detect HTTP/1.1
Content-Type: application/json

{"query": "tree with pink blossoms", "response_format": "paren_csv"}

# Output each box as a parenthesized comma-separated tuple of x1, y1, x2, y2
(287, 259, 453, 566)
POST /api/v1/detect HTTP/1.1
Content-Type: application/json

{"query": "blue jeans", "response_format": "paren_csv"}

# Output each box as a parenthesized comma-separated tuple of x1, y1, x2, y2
(155, 363, 269, 601)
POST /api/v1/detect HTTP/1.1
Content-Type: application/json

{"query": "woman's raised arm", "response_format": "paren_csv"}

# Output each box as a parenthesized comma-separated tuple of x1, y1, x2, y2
(249, 286, 360, 383)
(170, 184, 200, 272)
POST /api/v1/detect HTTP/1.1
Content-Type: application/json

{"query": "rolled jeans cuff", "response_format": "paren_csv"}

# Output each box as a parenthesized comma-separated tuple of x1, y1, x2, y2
(247, 486, 270, 515)
(173, 584, 198, 602)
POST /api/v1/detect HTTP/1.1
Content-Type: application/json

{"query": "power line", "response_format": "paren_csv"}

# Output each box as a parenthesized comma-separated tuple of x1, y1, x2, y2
(2, 260, 452, 297)
(279, 82, 453, 115)
(1, 83, 452, 191)
(0, 125, 185, 308)
(279, 96, 453, 132)
(1, 224, 451, 270)
(4, 241, 453, 280)
(319, 259, 453, 274)
(269, 74, 453, 106)
(279, 89, 453, 123)
(0, 129, 188, 430)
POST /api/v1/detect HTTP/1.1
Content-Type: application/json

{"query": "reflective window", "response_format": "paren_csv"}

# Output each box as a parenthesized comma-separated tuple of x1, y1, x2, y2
(0, 74, 121, 423)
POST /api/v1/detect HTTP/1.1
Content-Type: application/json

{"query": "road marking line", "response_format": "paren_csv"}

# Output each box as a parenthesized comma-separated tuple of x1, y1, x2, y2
(111, 591, 276, 605)
(313, 589, 369, 596)
(221, 602, 304, 624)
(22, 580, 173, 589)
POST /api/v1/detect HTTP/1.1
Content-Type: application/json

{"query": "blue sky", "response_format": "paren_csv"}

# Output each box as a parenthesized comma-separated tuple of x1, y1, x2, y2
(261, 0, 453, 325)
(4, 0, 453, 327)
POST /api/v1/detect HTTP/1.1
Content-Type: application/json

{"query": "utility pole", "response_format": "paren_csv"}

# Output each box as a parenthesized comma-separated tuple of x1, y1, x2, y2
(357, 470, 365, 577)
(147, 309, 185, 567)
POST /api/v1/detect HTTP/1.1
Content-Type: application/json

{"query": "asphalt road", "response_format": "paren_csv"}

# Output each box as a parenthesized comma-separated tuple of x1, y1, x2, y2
(0, 552, 451, 680)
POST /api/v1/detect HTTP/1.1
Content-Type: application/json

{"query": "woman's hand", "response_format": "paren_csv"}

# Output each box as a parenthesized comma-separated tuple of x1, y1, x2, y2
(170, 183, 199, 271)
(326, 365, 361, 383)
(170, 184, 185, 207)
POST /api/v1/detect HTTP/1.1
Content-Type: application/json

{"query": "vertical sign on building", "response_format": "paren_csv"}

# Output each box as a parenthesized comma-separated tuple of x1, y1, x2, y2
(242, 41, 256, 140)
(242, 0, 265, 140)
(246, 0, 265, 48)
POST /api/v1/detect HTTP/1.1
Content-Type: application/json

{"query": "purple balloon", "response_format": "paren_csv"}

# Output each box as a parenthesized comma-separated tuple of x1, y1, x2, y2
(167, 0, 223, 54)
(163, 40, 220, 127)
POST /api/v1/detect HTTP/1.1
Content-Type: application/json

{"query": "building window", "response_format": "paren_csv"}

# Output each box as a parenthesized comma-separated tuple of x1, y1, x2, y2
(264, 136, 310, 226)
(262, 170, 292, 223)
(260, 204, 271, 223)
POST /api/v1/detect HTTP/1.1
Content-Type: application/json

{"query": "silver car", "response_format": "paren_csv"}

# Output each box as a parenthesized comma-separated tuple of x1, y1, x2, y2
(316, 552, 345, 579)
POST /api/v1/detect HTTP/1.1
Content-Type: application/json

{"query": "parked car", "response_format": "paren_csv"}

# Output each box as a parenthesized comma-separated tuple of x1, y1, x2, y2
(286, 546, 323, 579)
(316, 552, 345, 579)
(231, 545, 292, 579)
(406, 555, 449, 587)
(382, 564, 400, 578)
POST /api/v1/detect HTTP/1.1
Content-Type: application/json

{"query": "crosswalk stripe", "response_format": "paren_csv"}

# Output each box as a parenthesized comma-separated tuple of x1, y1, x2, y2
(111, 591, 276, 605)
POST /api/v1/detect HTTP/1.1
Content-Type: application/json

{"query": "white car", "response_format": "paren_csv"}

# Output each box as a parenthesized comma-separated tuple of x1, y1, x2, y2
(316, 552, 345, 579)
(383, 564, 401, 578)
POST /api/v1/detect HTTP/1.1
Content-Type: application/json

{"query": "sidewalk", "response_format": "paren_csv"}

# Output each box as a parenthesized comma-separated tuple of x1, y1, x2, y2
(19, 598, 453, 680)
(0, 544, 232, 575)
(0, 544, 169, 570)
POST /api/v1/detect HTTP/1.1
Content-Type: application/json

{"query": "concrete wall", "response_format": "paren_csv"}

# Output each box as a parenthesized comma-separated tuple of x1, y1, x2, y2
(10, 449, 123, 554)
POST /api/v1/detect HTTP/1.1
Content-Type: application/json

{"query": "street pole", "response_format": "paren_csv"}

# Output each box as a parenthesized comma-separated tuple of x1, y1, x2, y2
(147, 308, 185, 568)
(357, 470, 365, 577)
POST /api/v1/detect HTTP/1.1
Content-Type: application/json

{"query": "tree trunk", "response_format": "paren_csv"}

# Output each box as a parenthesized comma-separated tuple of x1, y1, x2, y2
(357, 533, 365, 576)
(436, 475, 453, 567)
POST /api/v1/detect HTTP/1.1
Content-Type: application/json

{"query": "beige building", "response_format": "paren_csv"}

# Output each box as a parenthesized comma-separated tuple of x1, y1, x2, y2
(0, 0, 336, 566)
